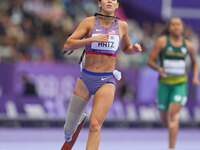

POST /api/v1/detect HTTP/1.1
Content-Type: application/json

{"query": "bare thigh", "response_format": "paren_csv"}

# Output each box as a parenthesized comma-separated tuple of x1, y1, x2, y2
(90, 83, 116, 124)
(160, 103, 181, 126)
(73, 78, 91, 101)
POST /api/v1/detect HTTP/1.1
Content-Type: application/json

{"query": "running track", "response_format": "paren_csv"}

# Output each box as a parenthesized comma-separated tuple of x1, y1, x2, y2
(0, 128, 199, 150)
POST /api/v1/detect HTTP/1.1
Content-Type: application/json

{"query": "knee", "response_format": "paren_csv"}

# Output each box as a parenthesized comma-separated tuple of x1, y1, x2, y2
(169, 109, 178, 117)
(168, 110, 179, 120)
(89, 118, 102, 133)
(168, 112, 179, 128)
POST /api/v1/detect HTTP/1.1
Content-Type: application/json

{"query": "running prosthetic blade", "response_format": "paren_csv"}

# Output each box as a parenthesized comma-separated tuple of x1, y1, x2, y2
(61, 114, 87, 150)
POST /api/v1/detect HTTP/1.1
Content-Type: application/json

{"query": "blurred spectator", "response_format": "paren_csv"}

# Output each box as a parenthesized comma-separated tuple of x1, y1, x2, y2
(152, 22, 165, 39)
(82, 0, 98, 16)
(0, 0, 199, 68)
(21, 75, 37, 96)
(184, 26, 200, 69)
(184, 26, 200, 54)
(116, 78, 135, 101)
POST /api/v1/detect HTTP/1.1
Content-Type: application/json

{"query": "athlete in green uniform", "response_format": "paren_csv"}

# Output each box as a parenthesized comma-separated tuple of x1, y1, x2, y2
(148, 17, 199, 150)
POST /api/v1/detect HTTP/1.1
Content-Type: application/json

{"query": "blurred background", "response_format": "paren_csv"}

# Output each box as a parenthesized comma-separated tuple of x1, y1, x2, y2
(0, 0, 200, 150)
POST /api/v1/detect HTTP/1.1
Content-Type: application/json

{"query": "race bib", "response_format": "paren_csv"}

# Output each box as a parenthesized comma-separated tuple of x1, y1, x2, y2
(91, 34, 119, 52)
(164, 59, 186, 75)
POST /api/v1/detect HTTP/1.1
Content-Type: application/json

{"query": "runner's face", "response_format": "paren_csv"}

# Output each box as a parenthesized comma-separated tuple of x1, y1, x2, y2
(168, 18, 183, 36)
(98, 0, 119, 15)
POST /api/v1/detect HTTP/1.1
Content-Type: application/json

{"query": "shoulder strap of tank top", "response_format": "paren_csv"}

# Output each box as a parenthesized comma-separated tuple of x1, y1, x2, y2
(182, 38, 187, 47)
(166, 35, 171, 46)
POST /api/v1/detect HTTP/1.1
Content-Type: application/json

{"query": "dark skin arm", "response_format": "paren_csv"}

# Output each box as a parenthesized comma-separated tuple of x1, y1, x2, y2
(147, 36, 167, 78)
(186, 40, 199, 86)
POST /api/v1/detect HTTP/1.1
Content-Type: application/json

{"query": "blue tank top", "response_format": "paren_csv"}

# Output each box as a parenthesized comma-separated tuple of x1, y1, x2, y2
(85, 17, 121, 57)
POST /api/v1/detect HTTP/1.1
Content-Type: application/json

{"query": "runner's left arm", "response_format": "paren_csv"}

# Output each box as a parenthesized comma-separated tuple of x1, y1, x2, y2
(186, 40, 199, 86)
(120, 21, 142, 55)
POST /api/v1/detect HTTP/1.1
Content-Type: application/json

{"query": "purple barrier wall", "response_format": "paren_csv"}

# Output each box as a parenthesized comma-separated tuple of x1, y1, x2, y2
(0, 63, 14, 95)
(121, 0, 200, 34)
(0, 63, 199, 122)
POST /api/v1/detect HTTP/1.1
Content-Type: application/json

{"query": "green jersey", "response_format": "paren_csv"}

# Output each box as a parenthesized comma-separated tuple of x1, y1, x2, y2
(159, 35, 188, 84)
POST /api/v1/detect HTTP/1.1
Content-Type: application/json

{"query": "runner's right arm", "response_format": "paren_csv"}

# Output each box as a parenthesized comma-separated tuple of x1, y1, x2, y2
(64, 17, 109, 52)
(148, 36, 166, 78)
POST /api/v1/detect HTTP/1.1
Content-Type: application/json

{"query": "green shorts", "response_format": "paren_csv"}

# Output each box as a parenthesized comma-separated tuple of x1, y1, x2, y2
(157, 82, 188, 111)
